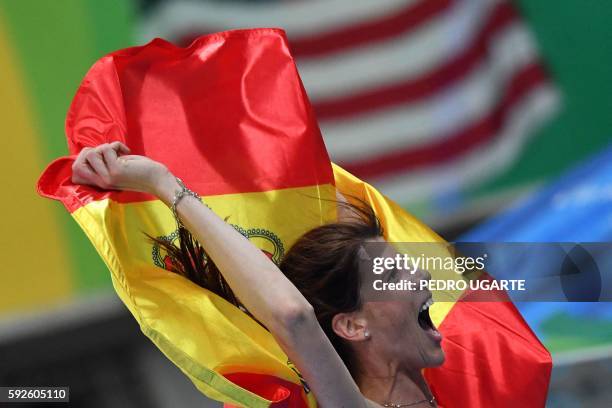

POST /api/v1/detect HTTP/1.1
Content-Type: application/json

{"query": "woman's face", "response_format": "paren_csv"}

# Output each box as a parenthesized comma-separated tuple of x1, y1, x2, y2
(358, 240, 445, 370)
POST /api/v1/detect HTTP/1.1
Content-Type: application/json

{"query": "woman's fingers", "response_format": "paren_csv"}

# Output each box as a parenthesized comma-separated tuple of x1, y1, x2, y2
(101, 145, 118, 174)
(86, 147, 111, 186)
(72, 141, 142, 191)
(72, 159, 97, 185)
(72, 147, 94, 184)
(72, 142, 134, 189)
(109, 141, 130, 155)
(73, 147, 89, 170)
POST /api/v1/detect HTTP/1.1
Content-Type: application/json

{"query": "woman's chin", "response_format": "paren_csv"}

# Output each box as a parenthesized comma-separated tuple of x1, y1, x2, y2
(426, 349, 446, 368)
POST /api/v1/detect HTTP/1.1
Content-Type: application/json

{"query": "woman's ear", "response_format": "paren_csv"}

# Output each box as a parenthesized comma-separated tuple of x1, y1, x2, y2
(332, 312, 369, 342)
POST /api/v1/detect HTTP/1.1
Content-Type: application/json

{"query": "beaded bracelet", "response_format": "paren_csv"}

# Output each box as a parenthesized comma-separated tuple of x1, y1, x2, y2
(171, 177, 202, 227)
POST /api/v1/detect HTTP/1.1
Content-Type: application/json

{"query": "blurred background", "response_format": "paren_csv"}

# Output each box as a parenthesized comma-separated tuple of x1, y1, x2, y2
(1, 0, 611, 406)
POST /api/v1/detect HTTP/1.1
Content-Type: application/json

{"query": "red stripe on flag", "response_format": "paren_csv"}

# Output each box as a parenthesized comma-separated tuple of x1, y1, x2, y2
(223, 372, 309, 408)
(38, 30, 335, 213)
(339, 63, 548, 179)
(290, 0, 453, 58)
(425, 298, 551, 407)
(312, 2, 518, 120)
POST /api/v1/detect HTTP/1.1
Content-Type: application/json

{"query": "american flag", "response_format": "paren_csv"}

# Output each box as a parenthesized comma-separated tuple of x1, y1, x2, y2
(139, 0, 559, 209)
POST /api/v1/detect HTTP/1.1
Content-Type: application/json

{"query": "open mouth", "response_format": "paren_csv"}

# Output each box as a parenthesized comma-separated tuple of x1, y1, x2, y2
(417, 298, 435, 331)
(417, 297, 442, 343)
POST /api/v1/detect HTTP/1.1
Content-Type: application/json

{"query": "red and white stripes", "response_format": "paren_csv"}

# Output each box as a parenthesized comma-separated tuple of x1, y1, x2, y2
(139, 0, 559, 202)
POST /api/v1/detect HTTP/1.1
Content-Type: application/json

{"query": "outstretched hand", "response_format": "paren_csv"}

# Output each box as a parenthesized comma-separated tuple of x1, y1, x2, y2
(71, 142, 170, 195)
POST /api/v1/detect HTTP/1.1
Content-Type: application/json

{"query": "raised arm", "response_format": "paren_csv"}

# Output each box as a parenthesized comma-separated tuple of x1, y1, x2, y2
(71, 143, 369, 408)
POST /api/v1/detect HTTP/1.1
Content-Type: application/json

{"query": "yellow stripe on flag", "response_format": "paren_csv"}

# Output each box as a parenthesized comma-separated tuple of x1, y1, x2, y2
(71, 184, 336, 407)
(0, 12, 72, 312)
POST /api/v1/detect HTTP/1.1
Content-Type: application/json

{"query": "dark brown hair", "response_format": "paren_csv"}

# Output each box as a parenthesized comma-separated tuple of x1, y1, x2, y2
(148, 200, 383, 374)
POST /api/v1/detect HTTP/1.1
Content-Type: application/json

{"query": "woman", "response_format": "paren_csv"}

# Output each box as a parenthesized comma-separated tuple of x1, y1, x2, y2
(72, 142, 445, 407)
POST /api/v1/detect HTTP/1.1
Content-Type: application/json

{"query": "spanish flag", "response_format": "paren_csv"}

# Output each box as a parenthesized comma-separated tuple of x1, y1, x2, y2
(38, 29, 551, 407)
